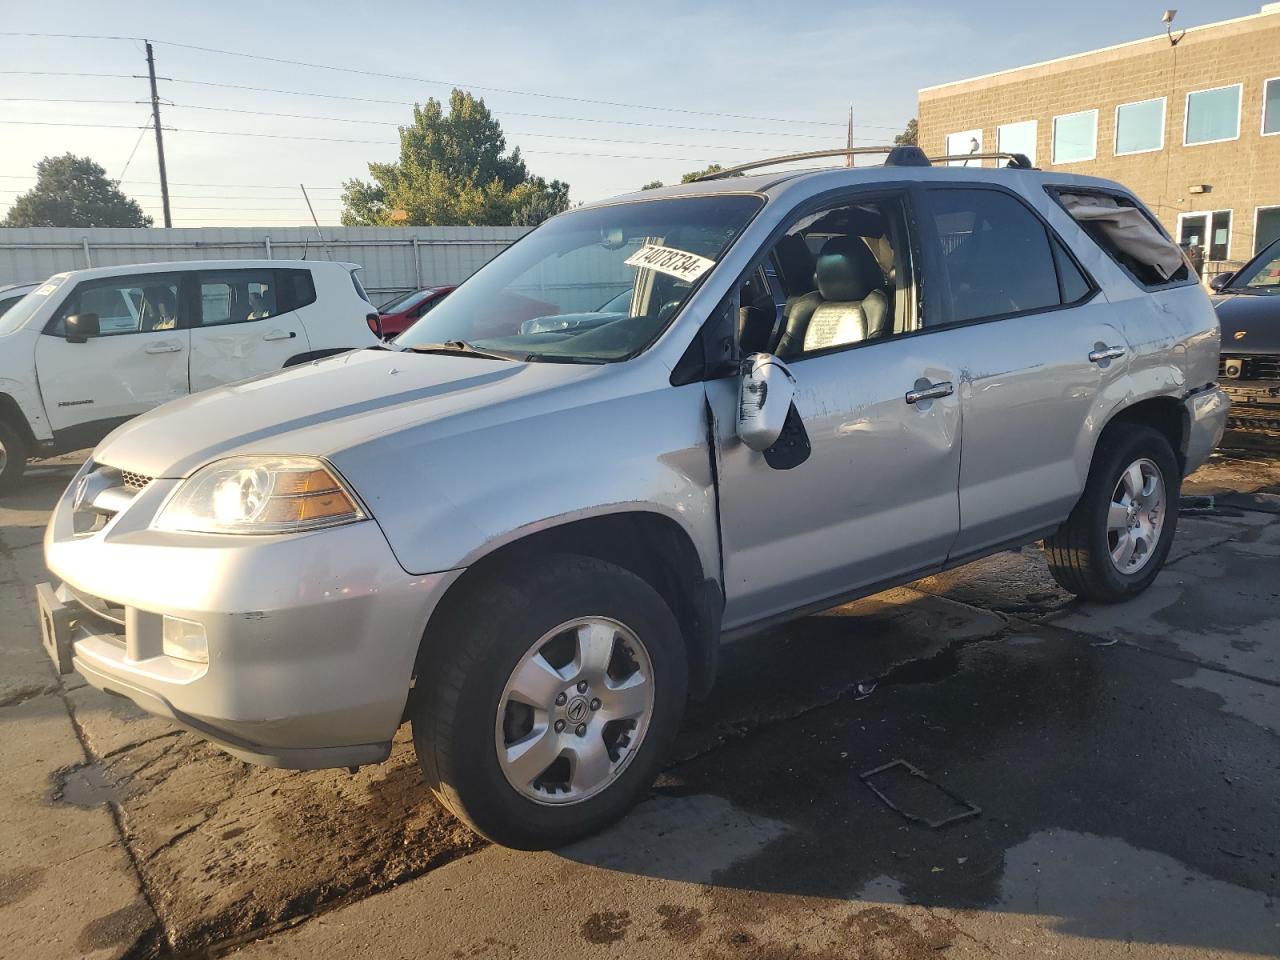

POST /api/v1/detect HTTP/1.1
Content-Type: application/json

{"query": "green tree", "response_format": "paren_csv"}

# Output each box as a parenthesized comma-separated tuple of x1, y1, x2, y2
(894, 118, 918, 147)
(681, 163, 732, 183)
(640, 179, 665, 190)
(341, 90, 570, 227)
(3, 154, 151, 227)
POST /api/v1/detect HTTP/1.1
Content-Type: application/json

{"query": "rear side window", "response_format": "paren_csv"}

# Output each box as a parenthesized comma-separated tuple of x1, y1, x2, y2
(927, 188, 1066, 324)
(278, 269, 317, 313)
(1053, 190, 1189, 288)
(196, 269, 317, 326)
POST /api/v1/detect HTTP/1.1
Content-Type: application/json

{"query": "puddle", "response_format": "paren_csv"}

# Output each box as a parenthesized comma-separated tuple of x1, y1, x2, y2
(52, 762, 120, 808)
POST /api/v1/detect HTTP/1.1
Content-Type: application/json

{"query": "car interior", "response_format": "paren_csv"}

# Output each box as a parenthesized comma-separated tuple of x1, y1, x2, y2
(738, 197, 915, 359)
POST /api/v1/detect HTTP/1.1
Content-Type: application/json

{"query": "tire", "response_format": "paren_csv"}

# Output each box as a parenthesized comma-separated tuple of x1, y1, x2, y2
(0, 419, 28, 494)
(1044, 424, 1180, 603)
(412, 552, 688, 850)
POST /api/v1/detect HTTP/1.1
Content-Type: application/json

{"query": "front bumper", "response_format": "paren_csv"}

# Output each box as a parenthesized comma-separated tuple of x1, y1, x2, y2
(1183, 385, 1230, 474)
(42, 469, 460, 769)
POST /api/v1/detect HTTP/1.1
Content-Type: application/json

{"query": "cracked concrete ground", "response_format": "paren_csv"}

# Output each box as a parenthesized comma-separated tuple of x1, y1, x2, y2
(1, 448, 1277, 959)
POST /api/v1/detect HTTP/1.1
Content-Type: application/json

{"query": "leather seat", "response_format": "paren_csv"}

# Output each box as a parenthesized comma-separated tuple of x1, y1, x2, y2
(776, 237, 888, 357)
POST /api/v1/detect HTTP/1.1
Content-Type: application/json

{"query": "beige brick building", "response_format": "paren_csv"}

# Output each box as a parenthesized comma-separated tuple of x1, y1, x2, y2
(918, 4, 1280, 274)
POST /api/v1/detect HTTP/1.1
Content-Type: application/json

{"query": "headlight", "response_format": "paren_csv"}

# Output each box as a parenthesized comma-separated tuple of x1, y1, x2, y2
(153, 456, 365, 534)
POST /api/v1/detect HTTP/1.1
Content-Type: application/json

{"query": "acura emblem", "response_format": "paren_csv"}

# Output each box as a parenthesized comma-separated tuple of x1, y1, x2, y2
(565, 696, 590, 723)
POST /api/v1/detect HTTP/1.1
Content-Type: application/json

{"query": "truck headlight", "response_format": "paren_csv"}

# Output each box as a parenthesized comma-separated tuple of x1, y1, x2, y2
(153, 456, 365, 534)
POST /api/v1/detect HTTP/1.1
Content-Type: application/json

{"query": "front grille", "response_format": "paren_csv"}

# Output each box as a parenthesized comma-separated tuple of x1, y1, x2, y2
(1220, 355, 1280, 381)
(120, 470, 152, 490)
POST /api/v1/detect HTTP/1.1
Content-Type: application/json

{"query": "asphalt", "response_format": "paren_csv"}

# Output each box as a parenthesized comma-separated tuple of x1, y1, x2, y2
(0, 448, 1277, 959)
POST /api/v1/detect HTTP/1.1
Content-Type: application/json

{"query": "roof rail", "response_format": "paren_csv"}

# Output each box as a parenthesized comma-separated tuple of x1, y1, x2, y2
(928, 152, 1035, 169)
(694, 145, 925, 181)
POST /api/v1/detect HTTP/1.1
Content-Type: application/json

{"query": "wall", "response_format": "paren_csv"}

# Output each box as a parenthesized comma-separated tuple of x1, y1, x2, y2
(0, 225, 531, 301)
(918, 6, 1280, 268)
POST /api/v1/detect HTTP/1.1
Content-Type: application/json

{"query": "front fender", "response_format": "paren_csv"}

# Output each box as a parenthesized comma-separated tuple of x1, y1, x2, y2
(0, 375, 52, 443)
(331, 380, 720, 581)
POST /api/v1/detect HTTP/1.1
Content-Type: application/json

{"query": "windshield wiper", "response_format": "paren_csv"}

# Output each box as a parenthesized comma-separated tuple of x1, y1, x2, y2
(405, 340, 516, 361)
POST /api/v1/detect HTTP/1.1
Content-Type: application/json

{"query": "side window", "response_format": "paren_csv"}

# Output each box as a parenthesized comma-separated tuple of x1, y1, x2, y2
(928, 188, 1062, 323)
(49, 275, 183, 337)
(1052, 237, 1091, 304)
(742, 193, 916, 360)
(1055, 190, 1189, 287)
(198, 270, 282, 327)
(279, 269, 317, 313)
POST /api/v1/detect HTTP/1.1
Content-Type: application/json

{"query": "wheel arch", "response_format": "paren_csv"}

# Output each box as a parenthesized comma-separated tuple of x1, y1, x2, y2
(1096, 395, 1189, 475)
(0, 392, 37, 449)
(412, 510, 722, 709)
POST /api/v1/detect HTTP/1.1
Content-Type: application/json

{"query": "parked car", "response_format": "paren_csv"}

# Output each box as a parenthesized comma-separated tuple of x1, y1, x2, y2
(39, 150, 1227, 850)
(0, 259, 380, 490)
(0, 282, 39, 318)
(373, 285, 456, 338)
(1211, 237, 1280, 412)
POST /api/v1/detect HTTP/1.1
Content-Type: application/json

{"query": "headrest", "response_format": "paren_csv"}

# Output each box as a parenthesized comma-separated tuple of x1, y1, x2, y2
(815, 236, 884, 303)
(774, 234, 815, 294)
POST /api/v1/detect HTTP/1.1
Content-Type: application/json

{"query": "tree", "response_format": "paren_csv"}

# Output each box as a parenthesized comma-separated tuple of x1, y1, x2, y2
(341, 89, 570, 227)
(640, 180, 665, 190)
(3, 154, 151, 227)
(894, 119, 918, 147)
(681, 163, 732, 183)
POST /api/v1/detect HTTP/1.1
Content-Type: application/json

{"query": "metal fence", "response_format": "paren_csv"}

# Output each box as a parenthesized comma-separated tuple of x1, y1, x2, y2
(0, 226, 532, 301)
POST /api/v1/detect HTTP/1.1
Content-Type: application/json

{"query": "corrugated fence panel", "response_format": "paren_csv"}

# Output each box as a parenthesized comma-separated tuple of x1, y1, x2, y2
(0, 226, 531, 298)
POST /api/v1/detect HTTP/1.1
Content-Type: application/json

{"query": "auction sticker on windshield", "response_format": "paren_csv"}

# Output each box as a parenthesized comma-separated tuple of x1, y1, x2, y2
(624, 244, 715, 282)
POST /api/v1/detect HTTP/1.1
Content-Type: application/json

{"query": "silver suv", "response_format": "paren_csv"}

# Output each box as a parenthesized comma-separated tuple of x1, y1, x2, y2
(39, 150, 1228, 849)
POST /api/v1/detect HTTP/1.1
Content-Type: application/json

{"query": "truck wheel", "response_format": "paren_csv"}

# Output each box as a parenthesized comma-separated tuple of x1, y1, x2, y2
(1044, 424, 1179, 603)
(0, 419, 28, 493)
(412, 553, 688, 850)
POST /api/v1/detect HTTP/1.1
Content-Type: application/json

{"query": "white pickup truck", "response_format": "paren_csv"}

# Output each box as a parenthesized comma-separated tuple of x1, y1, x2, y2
(0, 259, 380, 490)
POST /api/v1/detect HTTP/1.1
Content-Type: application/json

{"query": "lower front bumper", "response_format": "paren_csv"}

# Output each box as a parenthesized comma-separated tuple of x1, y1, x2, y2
(42, 509, 462, 770)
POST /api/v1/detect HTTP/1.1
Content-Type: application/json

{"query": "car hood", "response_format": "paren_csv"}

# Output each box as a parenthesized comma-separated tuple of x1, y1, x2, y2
(94, 347, 600, 478)
(1213, 293, 1280, 354)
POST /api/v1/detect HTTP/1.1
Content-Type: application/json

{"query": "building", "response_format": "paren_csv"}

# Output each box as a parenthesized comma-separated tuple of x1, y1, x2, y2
(918, 3, 1280, 277)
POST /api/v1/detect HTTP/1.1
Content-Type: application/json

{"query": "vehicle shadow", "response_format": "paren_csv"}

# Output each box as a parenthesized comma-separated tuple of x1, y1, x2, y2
(562, 589, 1280, 957)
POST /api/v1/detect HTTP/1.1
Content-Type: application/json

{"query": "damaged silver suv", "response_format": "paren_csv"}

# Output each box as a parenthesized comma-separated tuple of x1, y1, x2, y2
(39, 148, 1228, 849)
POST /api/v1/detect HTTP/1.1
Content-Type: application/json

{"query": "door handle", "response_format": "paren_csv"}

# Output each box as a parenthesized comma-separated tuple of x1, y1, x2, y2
(1088, 345, 1127, 364)
(905, 381, 954, 404)
(263, 330, 297, 342)
(144, 343, 182, 354)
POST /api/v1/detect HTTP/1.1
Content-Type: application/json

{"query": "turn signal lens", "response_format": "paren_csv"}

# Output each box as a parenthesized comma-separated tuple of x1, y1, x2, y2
(154, 456, 365, 535)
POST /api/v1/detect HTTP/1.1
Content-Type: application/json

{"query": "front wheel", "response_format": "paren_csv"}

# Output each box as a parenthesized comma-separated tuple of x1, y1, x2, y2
(0, 419, 28, 494)
(1044, 424, 1180, 603)
(411, 553, 688, 849)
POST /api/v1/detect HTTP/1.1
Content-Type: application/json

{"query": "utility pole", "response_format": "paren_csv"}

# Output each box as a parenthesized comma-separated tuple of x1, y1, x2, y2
(845, 107, 854, 167)
(145, 41, 172, 228)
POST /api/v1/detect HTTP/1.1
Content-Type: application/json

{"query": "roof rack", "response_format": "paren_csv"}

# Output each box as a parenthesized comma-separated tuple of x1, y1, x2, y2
(694, 145, 929, 181)
(693, 146, 1035, 182)
(928, 152, 1035, 169)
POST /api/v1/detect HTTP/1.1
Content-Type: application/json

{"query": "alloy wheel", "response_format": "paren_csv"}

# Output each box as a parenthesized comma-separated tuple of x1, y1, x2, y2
(1107, 457, 1166, 575)
(495, 616, 654, 805)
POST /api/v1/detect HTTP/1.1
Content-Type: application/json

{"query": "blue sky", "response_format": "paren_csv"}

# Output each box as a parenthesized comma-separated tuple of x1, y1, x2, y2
(0, 0, 1264, 225)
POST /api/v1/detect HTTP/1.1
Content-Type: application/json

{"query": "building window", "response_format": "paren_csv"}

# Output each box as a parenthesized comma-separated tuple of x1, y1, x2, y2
(997, 120, 1037, 166)
(1114, 97, 1165, 155)
(1257, 207, 1280, 255)
(945, 129, 983, 166)
(1184, 84, 1242, 145)
(1178, 210, 1232, 266)
(1052, 110, 1097, 164)
(1264, 77, 1280, 136)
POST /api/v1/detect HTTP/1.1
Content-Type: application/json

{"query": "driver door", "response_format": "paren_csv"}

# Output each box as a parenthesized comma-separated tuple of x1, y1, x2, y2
(705, 189, 963, 631)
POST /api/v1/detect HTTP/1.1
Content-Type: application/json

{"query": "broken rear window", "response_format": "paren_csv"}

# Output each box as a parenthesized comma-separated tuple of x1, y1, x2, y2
(1053, 190, 1189, 288)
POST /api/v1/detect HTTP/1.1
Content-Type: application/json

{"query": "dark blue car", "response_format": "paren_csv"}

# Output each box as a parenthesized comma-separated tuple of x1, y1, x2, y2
(1212, 238, 1280, 415)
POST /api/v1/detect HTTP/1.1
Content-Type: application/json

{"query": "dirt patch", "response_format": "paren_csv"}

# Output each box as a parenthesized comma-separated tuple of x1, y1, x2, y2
(0, 867, 45, 909)
(580, 909, 631, 944)
(75, 902, 155, 954)
(656, 904, 704, 942)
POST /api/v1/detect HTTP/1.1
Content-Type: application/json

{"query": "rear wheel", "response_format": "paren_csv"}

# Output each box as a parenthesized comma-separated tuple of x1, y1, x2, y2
(1044, 424, 1179, 602)
(0, 419, 28, 494)
(412, 553, 688, 849)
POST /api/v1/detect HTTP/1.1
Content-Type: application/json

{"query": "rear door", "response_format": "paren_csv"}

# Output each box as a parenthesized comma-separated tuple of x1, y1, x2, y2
(917, 185, 1128, 559)
(189, 267, 310, 392)
(34, 272, 191, 433)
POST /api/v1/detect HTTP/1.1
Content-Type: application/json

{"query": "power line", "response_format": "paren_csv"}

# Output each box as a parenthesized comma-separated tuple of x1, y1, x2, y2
(0, 30, 845, 127)
(0, 174, 346, 189)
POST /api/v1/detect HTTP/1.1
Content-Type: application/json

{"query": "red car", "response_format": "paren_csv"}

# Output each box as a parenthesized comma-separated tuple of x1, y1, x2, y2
(372, 285, 456, 338)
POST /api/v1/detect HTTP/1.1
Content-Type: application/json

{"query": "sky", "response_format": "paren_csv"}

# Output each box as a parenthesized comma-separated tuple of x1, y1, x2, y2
(0, 0, 1265, 227)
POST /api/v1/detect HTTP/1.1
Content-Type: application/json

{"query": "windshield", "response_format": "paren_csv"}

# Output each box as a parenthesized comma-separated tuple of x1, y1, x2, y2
(1230, 241, 1280, 291)
(395, 194, 762, 362)
(379, 288, 432, 312)
(0, 275, 66, 336)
